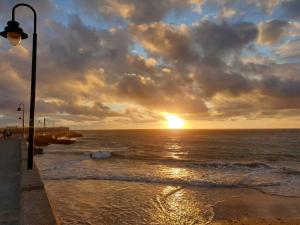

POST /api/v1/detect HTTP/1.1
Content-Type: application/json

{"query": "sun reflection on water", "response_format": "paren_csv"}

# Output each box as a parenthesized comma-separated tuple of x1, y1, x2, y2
(156, 185, 214, 225)
(164, 142, 184, 160)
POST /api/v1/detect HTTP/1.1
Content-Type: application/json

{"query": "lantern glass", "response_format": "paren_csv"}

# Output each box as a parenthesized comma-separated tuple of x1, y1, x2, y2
(7, 32, 22, 46)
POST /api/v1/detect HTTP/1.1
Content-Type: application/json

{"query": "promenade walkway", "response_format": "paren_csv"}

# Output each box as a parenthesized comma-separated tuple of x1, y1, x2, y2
(0, 138, 56, 225)
(0, 139, 21, 225)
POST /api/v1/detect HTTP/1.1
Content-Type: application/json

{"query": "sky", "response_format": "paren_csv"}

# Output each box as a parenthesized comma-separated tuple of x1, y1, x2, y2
(0, 0, 300, 129)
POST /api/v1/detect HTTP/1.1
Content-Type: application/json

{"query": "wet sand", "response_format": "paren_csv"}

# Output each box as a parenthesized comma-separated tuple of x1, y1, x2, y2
(43, 180, 300, 225)
(212, 219, 300, 225)
(211, 188, 300, 225)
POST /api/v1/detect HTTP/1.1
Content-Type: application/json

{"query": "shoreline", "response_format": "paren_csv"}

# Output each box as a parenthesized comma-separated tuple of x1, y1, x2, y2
(42, 179, 300, 225)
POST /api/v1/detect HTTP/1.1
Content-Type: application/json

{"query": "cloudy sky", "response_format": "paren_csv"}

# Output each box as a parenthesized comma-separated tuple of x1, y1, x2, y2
(0, 0, 300, 129)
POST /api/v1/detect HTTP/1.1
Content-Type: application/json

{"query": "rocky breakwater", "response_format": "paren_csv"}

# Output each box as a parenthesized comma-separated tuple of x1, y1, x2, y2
(33, 131, 82, 147)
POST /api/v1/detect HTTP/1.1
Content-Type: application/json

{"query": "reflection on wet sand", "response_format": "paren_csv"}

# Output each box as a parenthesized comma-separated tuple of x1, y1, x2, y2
(46, 180, 214, 225)
(45, 179, 300, 225)
(158, 185, 214, 225)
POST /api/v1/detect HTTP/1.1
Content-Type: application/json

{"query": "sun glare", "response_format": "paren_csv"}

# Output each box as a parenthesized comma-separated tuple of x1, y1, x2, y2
(165, 114, 185, 129)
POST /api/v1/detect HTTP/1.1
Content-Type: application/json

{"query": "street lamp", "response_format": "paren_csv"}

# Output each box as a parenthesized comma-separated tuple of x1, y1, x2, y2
(1, 3, 37, 170)
(17, 103, 25, 137)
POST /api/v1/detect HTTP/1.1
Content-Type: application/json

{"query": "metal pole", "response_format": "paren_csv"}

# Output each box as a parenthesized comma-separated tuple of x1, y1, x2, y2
(27, 32, 37, 170)
(12, 4, 37, 170)
(18, 103, 25, 137)
(22, 105, 25, 137)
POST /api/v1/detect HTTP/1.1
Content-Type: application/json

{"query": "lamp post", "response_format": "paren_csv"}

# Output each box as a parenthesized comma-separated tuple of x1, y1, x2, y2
(1, 3, 37, 170)
(17, 103, 25, 137)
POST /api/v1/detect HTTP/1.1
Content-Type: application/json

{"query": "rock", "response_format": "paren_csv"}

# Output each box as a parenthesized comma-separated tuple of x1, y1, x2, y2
(34, 147, 43, 155)
(90, 151, 112, 159)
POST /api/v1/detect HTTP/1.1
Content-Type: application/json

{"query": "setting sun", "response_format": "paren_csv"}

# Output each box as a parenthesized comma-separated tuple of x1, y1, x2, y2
(165, 114, 185, 129)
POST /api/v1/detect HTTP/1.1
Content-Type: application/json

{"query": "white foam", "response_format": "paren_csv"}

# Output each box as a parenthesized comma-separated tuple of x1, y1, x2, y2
(89, 151, 112, 159)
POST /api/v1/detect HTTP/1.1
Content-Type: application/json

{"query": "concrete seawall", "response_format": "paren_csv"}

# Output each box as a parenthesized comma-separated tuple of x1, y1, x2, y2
(0, 138, 57, 225)
(20, 139, 57, 225)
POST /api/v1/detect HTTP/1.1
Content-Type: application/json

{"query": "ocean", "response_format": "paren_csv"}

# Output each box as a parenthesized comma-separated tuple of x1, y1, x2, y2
(35, 129, 300, 225)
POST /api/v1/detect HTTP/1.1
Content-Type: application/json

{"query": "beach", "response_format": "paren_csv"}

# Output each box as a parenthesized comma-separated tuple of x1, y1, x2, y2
(211, 188, 300, 225)
(42, 179, 300, 225)
(33, 129, 300, 224)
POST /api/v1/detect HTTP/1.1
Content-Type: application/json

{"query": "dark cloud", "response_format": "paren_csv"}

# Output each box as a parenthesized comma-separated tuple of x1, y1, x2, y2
(132, 21, 258, 63)
(75, 0, 203, 24)
(117, 74, 208, 114)
(191, 21, 258, 57)
(261, 76, 300, 98)
(195, 63, 254, 98)
(281, 0, 300, 19)
(132, 21, 257, 99)
(130, 23, 196, 63)
(258, 20, 289, 45)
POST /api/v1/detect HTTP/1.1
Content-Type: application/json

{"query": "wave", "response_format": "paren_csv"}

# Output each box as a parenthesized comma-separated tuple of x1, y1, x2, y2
(41, 149, 300, 177)
(37, 152, 300, 198)
(184, 162, 300, 179)
(41, 166, 300, 198)
(84, 151, 112, 159)
(43, 173, 281, 189)
(113, 156, 300, 175)
(184, 161, 273, 170)
(279, 167, 300, 175)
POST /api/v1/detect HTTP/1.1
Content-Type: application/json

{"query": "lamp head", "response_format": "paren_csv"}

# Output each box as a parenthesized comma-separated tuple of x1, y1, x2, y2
(17, 107, 22, 112)
(19, 116, 22, 120)
(0, 21, 28, 46)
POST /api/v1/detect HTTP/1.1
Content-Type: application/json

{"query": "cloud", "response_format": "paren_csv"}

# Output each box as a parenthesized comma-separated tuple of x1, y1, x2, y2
(219, 7, 237, 18)
(1, 1, 300, 128)
(131, 23, 195, 63)
(258, 20, 289, 45)
(117, 74, 208, 114)
(261, 76, 300, 99)
(281, 0, 300, 19)
(207, 0, 281, 15)
(246, 0, 281, 14)
(275, 39, 300, 59)
(75, 0, 204, 24)
(191, 21, 258, 57)
(132, 20, 258, 63)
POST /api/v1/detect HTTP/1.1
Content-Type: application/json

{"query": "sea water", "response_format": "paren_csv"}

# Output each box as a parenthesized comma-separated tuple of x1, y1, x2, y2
(35, 129, 300, 224)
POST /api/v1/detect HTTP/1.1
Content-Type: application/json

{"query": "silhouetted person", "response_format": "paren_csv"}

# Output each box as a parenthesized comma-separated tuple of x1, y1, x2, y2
(3, 129, 7, 139)
(7, 130, 12, 138)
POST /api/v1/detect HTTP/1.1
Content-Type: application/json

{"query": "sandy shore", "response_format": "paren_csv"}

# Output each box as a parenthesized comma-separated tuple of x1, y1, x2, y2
(212, 219, 300, 225)
(211, 188, 300, 225)
(42, 179, 300, 225)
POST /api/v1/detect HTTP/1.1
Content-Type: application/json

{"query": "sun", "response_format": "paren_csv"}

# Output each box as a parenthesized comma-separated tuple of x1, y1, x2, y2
(165, 114, 185, 129)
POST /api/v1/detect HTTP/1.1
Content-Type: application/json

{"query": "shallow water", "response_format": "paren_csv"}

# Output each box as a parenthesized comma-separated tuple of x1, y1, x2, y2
(35, 129, 300, 224)
(46, 180, 218, 225)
